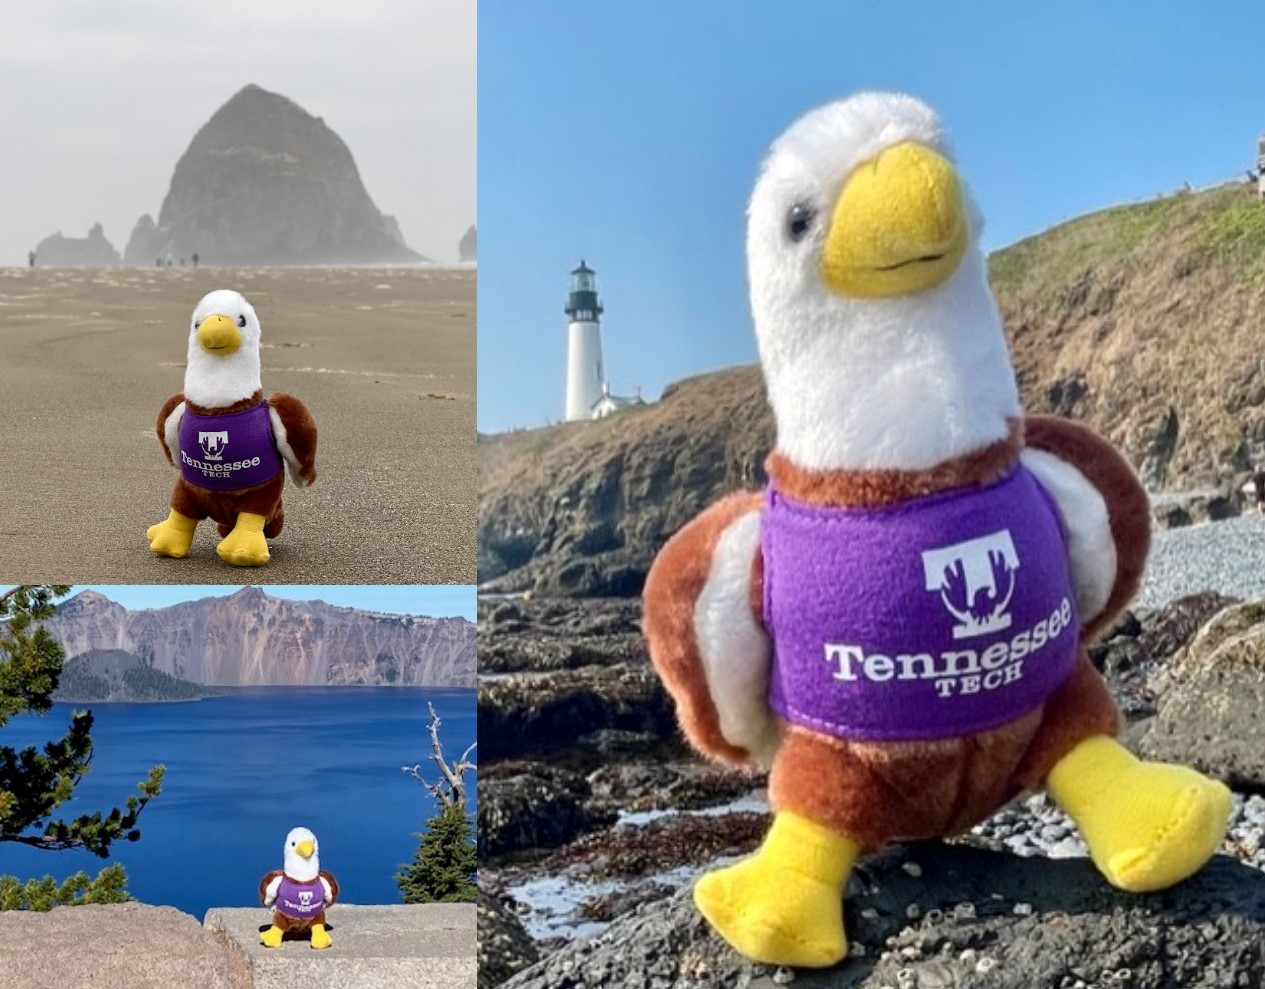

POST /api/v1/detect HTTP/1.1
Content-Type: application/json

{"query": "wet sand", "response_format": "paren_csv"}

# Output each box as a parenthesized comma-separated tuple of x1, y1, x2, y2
(0, 265, 475, 584)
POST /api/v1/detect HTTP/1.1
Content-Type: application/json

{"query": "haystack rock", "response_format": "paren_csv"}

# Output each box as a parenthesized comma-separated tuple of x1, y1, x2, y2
(460, 224, 477, 262)
(123, 84, 425, 266)
(34, 223, 120, 266)
(47, 588, 475, 687)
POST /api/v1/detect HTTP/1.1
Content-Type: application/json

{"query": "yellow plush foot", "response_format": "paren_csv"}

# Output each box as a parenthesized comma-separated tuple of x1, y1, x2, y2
(1048, 735, 1231, 893)
(310, 923, 332, 950)
(259, 925, 284, 948)
(694, 811, 858, 968)
(216, 512, 270, 566)
(147, 509, 197, 558)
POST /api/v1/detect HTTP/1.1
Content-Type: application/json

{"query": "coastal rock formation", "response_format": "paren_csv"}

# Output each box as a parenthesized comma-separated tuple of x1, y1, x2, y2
(498, 846, 1265, 989)
(478, 663, 674, 762)
(1141, 598, 1265, 787)
(478, 366, 772, 595)
(123, 84, 424, 266)
(460, 225, 477, 262)
(47, 587, 475, 687)
(479, 765, 611, 859)
(478, 892, 539, 989)
(33, 223, 120, 266)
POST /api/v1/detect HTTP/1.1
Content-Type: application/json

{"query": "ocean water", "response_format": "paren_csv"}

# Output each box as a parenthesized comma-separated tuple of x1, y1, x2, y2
(0, 687, 476, 919)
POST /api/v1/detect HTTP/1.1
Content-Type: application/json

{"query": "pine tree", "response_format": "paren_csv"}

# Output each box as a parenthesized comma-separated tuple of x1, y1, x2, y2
(397, 803, 477, 903)
(0, 586, 164, 910)
(396, 701, 477, 903)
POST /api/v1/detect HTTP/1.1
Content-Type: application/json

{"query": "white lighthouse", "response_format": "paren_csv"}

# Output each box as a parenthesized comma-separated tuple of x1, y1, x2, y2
(564, 260, 605, 421)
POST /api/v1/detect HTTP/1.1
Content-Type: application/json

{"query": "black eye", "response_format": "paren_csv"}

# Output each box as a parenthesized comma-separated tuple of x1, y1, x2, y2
(237, 315, 247, 328)
(787, 203, 816, 243)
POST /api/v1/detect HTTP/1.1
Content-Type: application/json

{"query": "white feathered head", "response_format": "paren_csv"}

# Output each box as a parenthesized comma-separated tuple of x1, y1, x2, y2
(282, 826, 320, 882)
(747, 92, 1020, 472)
(184, 289, 263, 408)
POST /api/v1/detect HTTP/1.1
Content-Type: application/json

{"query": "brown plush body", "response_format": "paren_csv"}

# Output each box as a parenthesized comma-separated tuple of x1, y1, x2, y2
(643, 416, 1149, 847)
(258, 870, 340, 937)
(156, 388, 317, 534)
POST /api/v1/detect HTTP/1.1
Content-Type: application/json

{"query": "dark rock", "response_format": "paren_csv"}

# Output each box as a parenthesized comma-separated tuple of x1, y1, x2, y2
(477, 890, 539, 989)
(460, 225, 477, 262)
(539, 812, 767, 881)
(477, 662, 676, 762)
(586, 760, 763, 816)
(479, 765, 612, 861)
(34, 223, 120, 266)
(1091, 592, 1238, 720)
(122, 84, 424, 266)
(1153, 502, 1193, 529)
(1141, 598, 1265, 788)
(478, 597, 646, 675)
(500, 845, 1265, 989)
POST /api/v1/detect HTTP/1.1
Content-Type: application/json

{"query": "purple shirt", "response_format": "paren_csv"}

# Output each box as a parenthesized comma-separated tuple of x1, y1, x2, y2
(763, 466, 1077, 742)
(275, 875, 326, 921)
(178, 401, 283, 491)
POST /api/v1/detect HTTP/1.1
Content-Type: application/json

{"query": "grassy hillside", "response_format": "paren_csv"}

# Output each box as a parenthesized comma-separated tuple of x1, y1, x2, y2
(992, 181, 1265, 487)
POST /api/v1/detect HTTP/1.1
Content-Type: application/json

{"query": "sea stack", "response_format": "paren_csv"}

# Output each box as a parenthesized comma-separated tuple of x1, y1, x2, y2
(123, 84, 425, 266)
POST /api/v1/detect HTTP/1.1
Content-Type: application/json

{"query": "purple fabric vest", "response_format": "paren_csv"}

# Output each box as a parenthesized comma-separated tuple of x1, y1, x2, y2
(763, 466, 1078, 742)
(275, 875, 326, 921)
(178, 401, 283, 491)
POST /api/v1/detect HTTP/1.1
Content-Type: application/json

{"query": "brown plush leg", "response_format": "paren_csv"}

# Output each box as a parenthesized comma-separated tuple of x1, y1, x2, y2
(170, 479, 211, 520)
(265, 502, 285, 538)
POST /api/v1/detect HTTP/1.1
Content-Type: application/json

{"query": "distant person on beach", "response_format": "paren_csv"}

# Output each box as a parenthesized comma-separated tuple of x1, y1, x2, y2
(156, 258, 162, 267)
(179, 257, 186, 266)
(192, 252, 199, 268)
(166, 253, 173, 267)
(28, 250, 35, 268)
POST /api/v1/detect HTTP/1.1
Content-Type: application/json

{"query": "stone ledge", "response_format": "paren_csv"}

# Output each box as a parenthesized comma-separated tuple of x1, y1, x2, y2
(0, 901, 251, 989)
(204, 903, 476, 989)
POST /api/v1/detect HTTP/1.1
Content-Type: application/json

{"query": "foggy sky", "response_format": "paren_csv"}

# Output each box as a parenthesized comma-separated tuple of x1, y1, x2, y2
(0, 0, 475, 264)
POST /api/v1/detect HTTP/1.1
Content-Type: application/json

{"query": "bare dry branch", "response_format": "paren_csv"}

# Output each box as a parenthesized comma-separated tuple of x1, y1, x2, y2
(401, 701, 477, 810)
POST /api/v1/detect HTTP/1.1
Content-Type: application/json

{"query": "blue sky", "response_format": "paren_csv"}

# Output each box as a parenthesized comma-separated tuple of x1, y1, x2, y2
(479, 0, 1263, 431)
(65, 585, 476, 621)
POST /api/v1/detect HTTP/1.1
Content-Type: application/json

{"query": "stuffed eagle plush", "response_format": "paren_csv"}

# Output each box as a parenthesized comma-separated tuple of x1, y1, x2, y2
(643, 92, 1230, 969)
(147, 289, 316, 566)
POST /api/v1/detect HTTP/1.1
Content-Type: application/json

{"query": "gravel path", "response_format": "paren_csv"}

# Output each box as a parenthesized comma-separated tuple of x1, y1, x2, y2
(1139, 512, 1265, 609)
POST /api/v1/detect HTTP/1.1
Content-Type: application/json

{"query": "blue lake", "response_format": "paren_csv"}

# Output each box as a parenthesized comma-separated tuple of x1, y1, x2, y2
(0, 687, 476, 919)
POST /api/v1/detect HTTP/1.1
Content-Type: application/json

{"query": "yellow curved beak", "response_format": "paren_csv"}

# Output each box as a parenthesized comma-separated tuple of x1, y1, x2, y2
(296, 840, 315, 859)
(197, 313, 243, 355)
(820, 140, 968, 299)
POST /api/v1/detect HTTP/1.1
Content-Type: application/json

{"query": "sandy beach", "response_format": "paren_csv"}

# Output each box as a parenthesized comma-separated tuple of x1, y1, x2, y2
(0, 265, 475, 584)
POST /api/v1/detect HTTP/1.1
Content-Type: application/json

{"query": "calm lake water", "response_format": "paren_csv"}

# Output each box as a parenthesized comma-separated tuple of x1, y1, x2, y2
(0, 687, 476, 919)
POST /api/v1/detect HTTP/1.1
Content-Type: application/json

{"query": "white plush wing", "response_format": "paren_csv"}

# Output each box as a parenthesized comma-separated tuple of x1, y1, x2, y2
(644, 492, 780, 769)
(162, 401, 185, 467)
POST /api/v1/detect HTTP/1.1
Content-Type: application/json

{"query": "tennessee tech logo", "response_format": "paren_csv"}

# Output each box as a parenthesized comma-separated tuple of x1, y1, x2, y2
(921, 530, 1019, 640)
(298, 891, 314, 908)
(198, 430, 230, 461)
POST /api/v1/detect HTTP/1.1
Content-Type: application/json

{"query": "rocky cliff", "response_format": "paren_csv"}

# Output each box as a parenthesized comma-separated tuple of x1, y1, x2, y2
(48, 588, 475, 687)
(33, 223, 120, 266)
(479, 366, 771, 595)
(479, 182, 1265, 593)
(122, 84, 424, 266)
